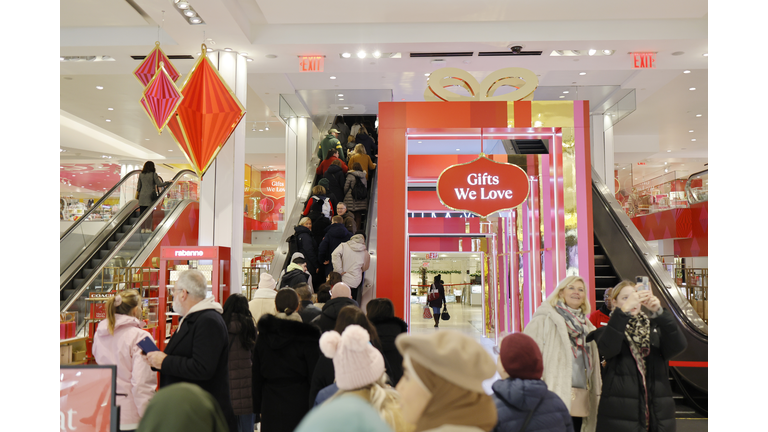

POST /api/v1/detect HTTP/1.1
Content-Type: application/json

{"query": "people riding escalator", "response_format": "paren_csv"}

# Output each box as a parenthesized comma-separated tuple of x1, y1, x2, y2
(137, 161, 171, 233)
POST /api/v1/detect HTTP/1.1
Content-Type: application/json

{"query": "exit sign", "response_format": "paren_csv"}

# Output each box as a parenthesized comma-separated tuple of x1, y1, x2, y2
(299, 56, 324, 72)
(631, 52, 656, 69)
(637, 162, 646, 165)
(426, 253, 439, 259)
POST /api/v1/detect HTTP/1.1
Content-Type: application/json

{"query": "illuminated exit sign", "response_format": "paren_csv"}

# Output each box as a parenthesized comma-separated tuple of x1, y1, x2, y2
(631, 52, 656, 69)
(299, 56, 324, 72)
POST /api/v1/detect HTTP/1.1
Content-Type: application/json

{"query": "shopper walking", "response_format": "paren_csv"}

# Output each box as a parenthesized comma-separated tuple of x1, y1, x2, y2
(145, 270, 237, 432)
(523, 276, 601, 432)
(318, 128, 344, 162)
(317, 148, 348, 176)
(347, 144, 377, 179)
(280, 257, 312, 289)
(248, 273, 278, 326)
(303, 185, 335, 251)
(323, 160, 348, 203)
(92, 289, 156, 432)
(492, 333, 574, 432)
(296, 284, 322, 324)
(366, 298, 408, 385)
(331, 233, 370, 302)
(292, 217, 322, 289)
(588, 287, 614, 329)
(318, 178, 340, 210)
(319, 215, 353, 276)
(310, 282, 359, 333)
(136, 161, 172, 232)
(587, 281, 687, 432)
(252, 289, 321, 432)
(354, 124, 377, 161)
(222, 294, 257, 432)
(395, 331, 498, 432)
(427, 275, 447, 328)
(137, 383, 229, 432)
(343, 162, 369, 229)
(336, 202, 357, 235)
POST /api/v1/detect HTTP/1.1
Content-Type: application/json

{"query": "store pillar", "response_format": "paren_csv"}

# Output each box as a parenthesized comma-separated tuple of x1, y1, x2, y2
(198, 50, 247, 294)
(591, 113, 615, 195)
(284, 116, 313, 215)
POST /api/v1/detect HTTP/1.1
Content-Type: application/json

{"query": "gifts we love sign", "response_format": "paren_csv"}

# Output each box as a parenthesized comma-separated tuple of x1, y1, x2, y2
(436, 155, 530, 217)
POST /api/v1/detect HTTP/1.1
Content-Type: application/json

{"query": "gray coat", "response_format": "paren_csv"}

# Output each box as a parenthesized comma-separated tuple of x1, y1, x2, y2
(137, 172, 171, 206)
(343, 171, 368, 212)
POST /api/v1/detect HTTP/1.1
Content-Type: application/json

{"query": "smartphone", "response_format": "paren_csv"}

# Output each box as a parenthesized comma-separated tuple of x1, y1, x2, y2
(137, 336, 159, 354)
(635, 276, 650, 291)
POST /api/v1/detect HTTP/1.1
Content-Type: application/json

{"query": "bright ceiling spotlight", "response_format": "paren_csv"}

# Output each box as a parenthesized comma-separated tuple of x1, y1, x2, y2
(689, 87, 696, 91)
(691, 139, 696, 141)
(246, 58, 253, 62)
(190, 17, 202, 24)
(330, 76, 337, 79)
(563, 91, 569, 94)
(703, 53, 708, 57)
(224, 47, 232, 52)
(184, 10, 196, 17)
(176, 1, 190, 10)
(339, 98, 344, 101)
(667, 150, 672, 152)
(343, 107, 349, 109)
(602, 49, 613, 55)
(96, 86, 104, 90)
(425, 73, 430, 76)
(683, 70, 691, 74)
(259, 129, 263, 131)
(107, 107, 113, 111)
(689, 130, 694, 132)
(588, 49, 597, 56)
(579, 72, 586, 75)
(239, 52, 248, 56)
(559, 96, 565, 98)
(342, 52, 351, 58)
(206, 47, 213, 52)
(695, 114, 702, 117)
(373, 51, 381, 58)
(265, 125, 269, 131)
(357, 51, 366, 58)
(338, 94, 343, 97)
(105, 119, 111, 122)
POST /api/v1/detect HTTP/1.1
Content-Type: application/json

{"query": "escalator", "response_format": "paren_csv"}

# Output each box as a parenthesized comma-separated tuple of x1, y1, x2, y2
(60, 170, 200, 334)
(591, 169, 707, 416)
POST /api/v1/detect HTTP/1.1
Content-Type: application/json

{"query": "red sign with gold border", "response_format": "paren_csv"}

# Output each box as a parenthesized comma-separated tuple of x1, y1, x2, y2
(436, 154, 530, 217)
(260, 174, 286, 200)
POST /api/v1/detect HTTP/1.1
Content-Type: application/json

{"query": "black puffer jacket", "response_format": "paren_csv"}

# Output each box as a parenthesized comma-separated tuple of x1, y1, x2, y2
(587, 309, 687, 432)
(310, 297, 358, 333)
(294, 225, 319, 276)
(369, 315, 408, 385)
(323, 164, 346, 205)
(227, 319, 254, 416)
(491, 378, 573, 432)
(252, 314, 321, 432)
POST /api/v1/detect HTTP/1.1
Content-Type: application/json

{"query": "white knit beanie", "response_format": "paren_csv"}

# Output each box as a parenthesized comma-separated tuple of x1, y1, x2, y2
(319, 325, 385, 390)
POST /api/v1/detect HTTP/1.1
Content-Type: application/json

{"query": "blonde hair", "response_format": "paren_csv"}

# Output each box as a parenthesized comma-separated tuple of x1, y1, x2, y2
(312, 185, 326, 195)
(327, 375, 402, 430)
(106, 289, 141, 335)
(299, 217, 312, 227)
(354, 144, 367, 155)
(549, 276, 590, 315)
(610, 280, 637, 301)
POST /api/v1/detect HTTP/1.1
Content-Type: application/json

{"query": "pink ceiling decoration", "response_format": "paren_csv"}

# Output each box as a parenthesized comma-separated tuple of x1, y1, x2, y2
(133, 42, 181, 87)
(139, 62, 184, 134)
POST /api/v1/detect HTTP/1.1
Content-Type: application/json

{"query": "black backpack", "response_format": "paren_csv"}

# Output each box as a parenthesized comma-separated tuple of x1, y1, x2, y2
(351, 176, 367, 200)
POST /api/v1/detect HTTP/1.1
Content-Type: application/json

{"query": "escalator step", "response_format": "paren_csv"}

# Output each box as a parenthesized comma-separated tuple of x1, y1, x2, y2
(91, 259, 102, 268)
(100, 250, 111, 260)
(108, 241, 118, 249)
(82, 269, 94, 279)
(115, 232, 125, 241)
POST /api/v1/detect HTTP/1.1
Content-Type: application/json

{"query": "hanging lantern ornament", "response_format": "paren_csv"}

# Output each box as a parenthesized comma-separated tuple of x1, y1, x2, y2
(139, 61, 184, 135)
(134, 41, 181, 87)
(166, 44, 246, 178)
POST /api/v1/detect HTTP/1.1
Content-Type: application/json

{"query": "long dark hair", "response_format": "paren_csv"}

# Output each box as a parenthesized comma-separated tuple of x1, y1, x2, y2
(366, 298, 395, 322)
(335, 305, 382, 351)
(222, 294, 256, 350)
(141, 161, 156, 174)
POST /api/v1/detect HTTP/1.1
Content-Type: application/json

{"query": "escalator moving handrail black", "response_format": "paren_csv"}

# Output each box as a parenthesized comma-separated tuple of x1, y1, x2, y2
(60, 169, 197, 313)
(60, 169, 142, 241)
(669, 367, 708, 416)
(364, 169, 376, 247)
(592, 179, 707, 342)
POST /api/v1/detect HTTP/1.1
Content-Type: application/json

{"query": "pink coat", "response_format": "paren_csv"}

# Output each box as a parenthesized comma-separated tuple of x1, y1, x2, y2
(92, 314, 157, 430)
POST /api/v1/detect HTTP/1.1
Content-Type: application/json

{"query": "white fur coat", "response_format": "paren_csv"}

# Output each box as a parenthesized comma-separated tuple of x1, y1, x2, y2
(523, 293, 602, 432)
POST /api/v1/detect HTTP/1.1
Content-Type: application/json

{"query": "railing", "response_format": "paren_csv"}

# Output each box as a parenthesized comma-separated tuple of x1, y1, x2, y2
(685, 170, 708, 205)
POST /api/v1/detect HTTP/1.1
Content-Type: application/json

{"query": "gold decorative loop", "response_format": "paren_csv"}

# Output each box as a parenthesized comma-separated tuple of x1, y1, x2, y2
(425, 67, 539, 102)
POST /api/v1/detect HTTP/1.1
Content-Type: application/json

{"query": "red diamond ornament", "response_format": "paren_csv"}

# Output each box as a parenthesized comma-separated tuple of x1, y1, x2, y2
(139, 62, 184, 134)
(167, 44, 246, 178)
(134, 42, 181, 87)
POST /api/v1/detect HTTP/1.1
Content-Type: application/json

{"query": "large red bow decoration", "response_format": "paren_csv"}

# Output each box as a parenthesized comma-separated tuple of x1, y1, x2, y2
(167, 44, 246, 178)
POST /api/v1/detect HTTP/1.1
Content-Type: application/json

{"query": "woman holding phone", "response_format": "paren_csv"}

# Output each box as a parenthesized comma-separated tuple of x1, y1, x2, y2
(587, 280, 688, 432)
(93, 289, 157, 432)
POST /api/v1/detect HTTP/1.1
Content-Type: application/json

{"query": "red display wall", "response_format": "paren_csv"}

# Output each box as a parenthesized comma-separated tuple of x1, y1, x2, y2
(675, 201, 708, 257)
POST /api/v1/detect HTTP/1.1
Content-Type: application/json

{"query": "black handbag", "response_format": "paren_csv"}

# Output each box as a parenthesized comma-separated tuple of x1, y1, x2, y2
(441, 306, 450, 321)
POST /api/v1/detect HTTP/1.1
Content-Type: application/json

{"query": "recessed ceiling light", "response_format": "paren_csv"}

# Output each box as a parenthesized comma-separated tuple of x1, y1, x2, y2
(339, 98, 344, 101)
(224, 47, 232, 52)
(563, 91, 569, 94)
(667, 150, 672, 152)
(176, 1, 190, 9)
(105, 119, 111, 122)
(330, 76, 336, 79)
(456, 148, 460, 151)
(683, 70, 691, 74)
(424, 73, 430, 76)
(189, 17, 202, 24)
(184, 10, 196, 17)
(246, 58, 253, 62)
(579, 72, 586, 75)
(691, 139, 696, 141)
(60, 57, 65, 61)
(259, 129, 263, 131)
(107, 107, 113, 111)
(603, 50, 612, 55)
(96, 86, 103, 90)
(168, 149, 173, 152)
(559, 96, 565, 98)
(343, 107, 349, 109)
(689, 130, 694, 133)
(337, 94, 344, 97)
(145, 138, 150, 141)
(588, 49, 597, 56)
(695, 114, 702, 117)
(689, 87, 696, 91)
(206, 48, 212, 53)
(664, 162, 668, 165)
(196, 52, 201, 56)
(342, 52, 351, 58)
(239, 52, 248, 56)
(373, 51, 381, 58)
(357, 51, 366, 58)
(703, 53, 708, 57)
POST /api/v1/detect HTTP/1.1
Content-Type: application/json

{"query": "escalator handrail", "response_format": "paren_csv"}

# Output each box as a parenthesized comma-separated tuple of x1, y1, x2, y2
(60, 170, 142, 241)
(60, 170, 198, 313)
(363, 169, 376, 247)
(591, 169, 708, 341)
(685, 169, 708, 205)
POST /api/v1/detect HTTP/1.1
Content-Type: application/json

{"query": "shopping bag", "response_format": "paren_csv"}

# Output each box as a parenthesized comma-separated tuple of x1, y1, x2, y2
(441, 307, 451, 321)
(427, 284, 440, 302)
(423, 306, 433, 319)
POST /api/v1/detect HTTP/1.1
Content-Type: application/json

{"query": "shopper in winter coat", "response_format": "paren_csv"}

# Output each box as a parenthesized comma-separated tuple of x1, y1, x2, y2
(319, 216, 353, 276)
(248, 273, 278, 326)
(355, 125, 377, 160)
(222, 294, 257, 432)
(366, 298, 408, 385)
(136, 161, 172, 232)
(428, 275, 448, 328)
(295, 393, 395, 432)
(334, 117, 351, 153)
(492, 333, 573, 432)
(588, 287, 614, 329)
(294, 217, 322, 288)
(332, 233, 370, 301)
(343, 162, 369, 228)
(317, 325, 408, 432)
(587, 281, 687, 432)
(347, 144, 377, 179)
(280, 257, 312, 289)
(311, 283, 359, 333)
(92, 289, 156, 431)
(318, 129, 344, 161)
(318, 178, 340, 210)
(296, 284, 322, 324)
(314, 284, 331, 310)
(145, 270, 237, 432)
(323, 160, 348, 202)
(523, 276, 602, 432)
(317, 149, 348, 176)
(252, 289, 321, 432)
(395, 331, 498, 432)
(137, 383, 229, 432)
(336, 202, 357, 235)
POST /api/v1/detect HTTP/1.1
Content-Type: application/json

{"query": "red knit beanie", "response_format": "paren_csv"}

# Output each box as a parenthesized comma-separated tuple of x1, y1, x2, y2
(499, 333, 543, 380)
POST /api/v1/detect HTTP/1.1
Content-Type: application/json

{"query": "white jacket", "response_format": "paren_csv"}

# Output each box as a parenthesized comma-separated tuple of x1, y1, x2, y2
(523, 292, 601, 432)
(331, 235, 370, 288)
(248, 288, 277, 325)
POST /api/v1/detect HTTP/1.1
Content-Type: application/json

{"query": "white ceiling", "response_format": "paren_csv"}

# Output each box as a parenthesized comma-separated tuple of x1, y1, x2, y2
(60, 0, 707, 183)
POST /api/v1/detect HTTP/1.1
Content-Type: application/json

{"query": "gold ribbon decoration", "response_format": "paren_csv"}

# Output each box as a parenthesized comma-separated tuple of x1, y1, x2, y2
(424, 67, 538, 102)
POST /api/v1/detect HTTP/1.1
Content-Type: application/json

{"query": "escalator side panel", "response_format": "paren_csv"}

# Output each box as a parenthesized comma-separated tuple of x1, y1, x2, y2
(136, 202, 200, 267)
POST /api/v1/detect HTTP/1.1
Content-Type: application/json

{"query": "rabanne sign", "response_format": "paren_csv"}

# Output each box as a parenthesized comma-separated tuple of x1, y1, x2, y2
(436, 155, 530, 217)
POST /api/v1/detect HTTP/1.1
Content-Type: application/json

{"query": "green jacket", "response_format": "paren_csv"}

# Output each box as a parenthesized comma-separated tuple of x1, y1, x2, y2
(318, 134, 344, 161)
(137, 383, 229, 432)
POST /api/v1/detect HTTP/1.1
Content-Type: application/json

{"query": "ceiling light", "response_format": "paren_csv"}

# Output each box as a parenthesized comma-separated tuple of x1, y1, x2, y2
(206, 47, 213, 52)
(330, 76, 336, 79)
(563, 91, 569, 94)
(684, 70, 691, 74)
(667, 150, 672, 152)
(689, 130, 694, 132)
(168, 149, 173, 152)
(579, 72, 586, 75)
(703, 53, 708, 57)
(339, 98, 344, 101)
(107, 107, 113, 111)
(246, 58, 253, 62)
(559, 96, 565, 98)
(603, 50, 612, 55)
(259, 129, 263, 131)
(176, 1, 190, 10)
(665, 168, 669, 173)
(696, 114, 702, 117)
(224, 47, 232, 52)
(265, 126, 269, 130)
(456, 148, 460, 151)
(184, 10, 196, 17)
(357, 51, 366, 58)
(373, 51, 381, 58)
(343, 107, 349, 109)
(588, 49, 597, 56)
(96, 86, 103, 90)
(60, 57, 65, 61)
(239, 52, 248, 56)
(190, 17, 202, 24)
(338, 94, 344, 97)
(689, 87, 696, 91)
(145, 138, 150, 141)
(664, 162, 668, 165)
(691, 139, 696, 141)
(425, 73, 430, 77)
(341, 52, 351, 58)
(105, 119, 111, 122)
